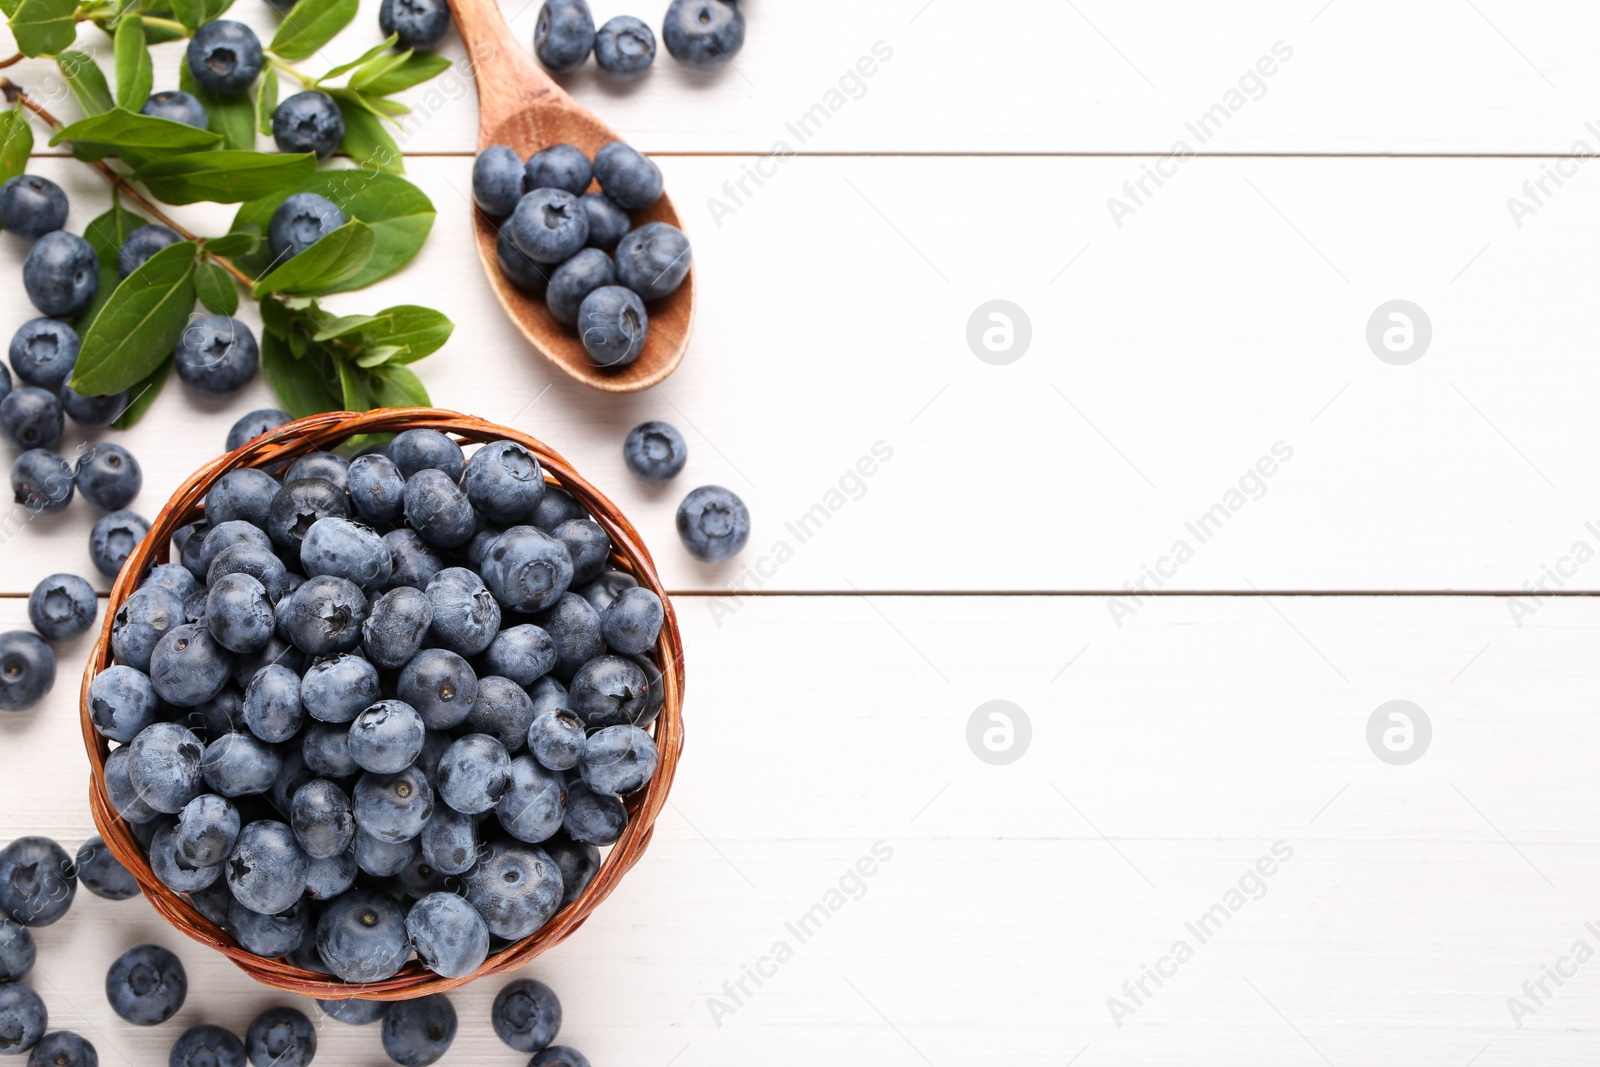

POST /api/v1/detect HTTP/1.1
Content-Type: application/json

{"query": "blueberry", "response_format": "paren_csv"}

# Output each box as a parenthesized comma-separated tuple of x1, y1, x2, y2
(25, 1032, 93, 1067)
(187, 20, 263, 93)
(59, 385, 127, 428)
(622, 426, 687, 492)
(361, 587, 433, 670)
(510, 188, 589, 264)
(12, 450, 73, 515)
(300, 517, 391, 595)
(302, 656, 381, 727)
(285, 452, 349, 493)
(0, 388, 62, 451)
(545, 248, 615, 327)
(403, 470, 475, 550)
(267, 193, 346, 262)
(581, 724, 659, 796)
(299, 723, 355, 780)
(347, 453, 405, 524)
(396, 647, 476, 729)
(463, 843, 562, 940)
(463, 440, 545, 525)
(462, 678, 532, 754)
(290, 779, 356, 859)
(562, 781, 626, 845)
(0, 176, 66, 240)
(266, 478, 351, 554)
(315, 887, 409, 982)
(435, 734, 511, 815)
(276, 575, 368, 656)
(231, 898, 310, 957)
(353, 764, 434, 844)
(303, 850, 357, 901)
(495, 224, 554, 295)
(0, 986, 45, 1055)
(209, 544, 289, 602)
(676, 484, 748, 563)
(595, 15, 655, 78)
(205, 572, 275, 655)
(480, 526, 573, 613)
(200, 731, 281, 797)
(0, 631, 52, 715)
(176, 794, 240, 868)
(379, 0, 452, 51)
(472, 146, 525, 217)
(317, 999, 386, 1026)
(534, 593, 602, 680)
(662, 0, 745, 70)
(495, 755, 566, 844)
(175, 315, 259, 396)
(481, 624, 556, 686)
(204, 469, 278, 527)
(227, 409, 290, 451)
(551, 518, 610, 586)
(0, 838, 73, 927)
(568, 655, 646, 729)
(142, 90, 208, 129)
(631, 653, 667, 729)
(150, 622, 233, 707)
(601, 587, 663, 655)
(9, 319, 77, 389)
(118, 224, 181, 279)
(615, 222, 692, 301)
(592, 142, 663, 209)
(419, 806, 478, 876)
(491, 978, 561, 1053)
(22, 232, 97, 317)
(147, 563, 197, 599)
(111, 586, 184, 673)
(226, 821, 308, 916)
(352, 830, 414, 879)
(74, 443, 142, 511)
(524, 145, 592, 198)
(90, 510, 149, 578)
(574, 197, 628, 256)
(348, 700, 425, 775)
(245, 1008, 314, 1067)
(75, 838, 138, 901)
(238, 663, 299, 742)
(576, 286, 647, 367)
(272, 91, 344, 158)
(533, 488, 585, 532)
(406, 893, 487, 979)
(186, 685, 245, 740)
(424, 567, 500, 656)
(175, 520, 212, 580)
(231, 636, 303, 689)
(577, 569, 637, 612)
(128, 723, 206, 815)
(170, 1026, 245, 1067)
(526, 713, 580, 775)
(534, 0, 595, 73)
(381, 994, 456, 1067)
(543, 835, 598, 906)
(105, 747, 161, 824)
(530, 1047, 590, 1067)
(389, 429, 464, 481)
(105, 944, 186, 1025)
(152, 817, 222, 893)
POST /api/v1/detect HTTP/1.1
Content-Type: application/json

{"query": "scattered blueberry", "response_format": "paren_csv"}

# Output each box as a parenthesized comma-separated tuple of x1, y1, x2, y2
(59, 384, 127, 428)
(0, 838, 73, 926)
(187, 21, 264, 94)
(381, 994, 456, 1067)
(9, 319, 78, 389)
(534, 0, 596, 73)
(105, 944, 186, 1025)
(75, 443, 142, 511)
(25, 1032, 93, 1067)
(245, 1007, 315, 1067)
(317, 999, 386, 1026)
(272, 91, 345, 158)
(22, 232, 98, 317)
(118, 224, 181, 279)
(75, 837, 139, 901)
(0, 388, 63, 451)
(174, 315, 260, 396)
(142, 90, 209, 129)
(676, 484, 749, 562)
(0, 985, 45, 1055)
(268, 193, 346, 262)
(491, 978, 561, 1053)
(0, 634, 55, 713)
(169, 1025, 245, 1067)
(11, 450, 74, 515)
(622, 420, 686, 483)
(662, 0, 746, 70)
(27, 573, 96, 641)
(0, 177, 67, 240)
(595, 15, 656, 79)
(529, 1047, 590, 1067)
(379, 0, 452, 51)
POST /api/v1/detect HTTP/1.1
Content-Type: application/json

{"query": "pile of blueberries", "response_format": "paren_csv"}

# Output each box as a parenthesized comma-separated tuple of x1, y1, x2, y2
(472, 138, 690, 370)
(536, 0, 746, 77)
(0, 831, 590, 1065)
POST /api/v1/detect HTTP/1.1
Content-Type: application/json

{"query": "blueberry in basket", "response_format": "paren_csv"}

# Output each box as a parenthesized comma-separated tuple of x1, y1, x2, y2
(90, 425, 671, 983)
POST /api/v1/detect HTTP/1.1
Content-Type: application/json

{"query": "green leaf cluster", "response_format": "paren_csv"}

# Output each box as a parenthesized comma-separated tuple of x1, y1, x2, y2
(260, 296, 449, 418)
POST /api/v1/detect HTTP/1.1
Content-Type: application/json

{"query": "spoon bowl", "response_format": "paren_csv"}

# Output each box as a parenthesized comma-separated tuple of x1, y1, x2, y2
(446, 0, 692, 392)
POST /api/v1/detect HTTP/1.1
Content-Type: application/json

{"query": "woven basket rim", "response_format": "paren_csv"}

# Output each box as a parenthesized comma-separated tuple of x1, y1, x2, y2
(78, 407, 686, 1000)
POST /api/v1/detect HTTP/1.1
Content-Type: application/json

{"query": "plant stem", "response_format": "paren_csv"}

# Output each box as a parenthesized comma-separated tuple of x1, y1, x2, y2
(268, 55, 316, 88)
(0, 78, 256, 290)
(0, 54, 21, 71)
(137, 15, 188, 36)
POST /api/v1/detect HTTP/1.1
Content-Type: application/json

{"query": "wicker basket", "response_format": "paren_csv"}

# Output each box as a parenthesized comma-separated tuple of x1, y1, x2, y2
(77, 408, 685, 1000)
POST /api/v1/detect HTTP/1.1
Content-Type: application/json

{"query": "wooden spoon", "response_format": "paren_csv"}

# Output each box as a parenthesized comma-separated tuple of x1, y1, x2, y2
(446, 0, 692, 392)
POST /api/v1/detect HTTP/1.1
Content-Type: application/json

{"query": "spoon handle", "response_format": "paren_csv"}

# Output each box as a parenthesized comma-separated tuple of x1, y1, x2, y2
(445, 0, 568, 135)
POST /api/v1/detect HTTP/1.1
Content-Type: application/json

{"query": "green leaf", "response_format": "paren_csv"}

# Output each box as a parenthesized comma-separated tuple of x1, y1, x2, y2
(178, 60, 256, 150)
(270, 0, 357, 60)
(353, 52, 451, 96)
(203, 0, 235, 20)
(337, 359, 366, 410)
(194, 259, 238, 315)
(58, 51, 115, 117)
(346, 48, 412, 92)
(113, 16, 152, 110)
(261, 331, 340, 417)
(313, 35, 396, 85)
(52, 108, 221, 161)
(70, 241, 199, 396)
(169, 0, 201, 31)
(230, 172, 435, 292)
(330, 92, 402, 174)
(112, 357, 171, 429)
(132, 149, 316, 204)
(255, 65, 278, 137)
(313, 305, 452, 364)
(0, 109, 34, 188)
(200, 228, 257, 257)
(252, 219, 375, 297)
(367, 364, 429, 409)
(83, 203, 150, 270)
(8, 0, 78, 57)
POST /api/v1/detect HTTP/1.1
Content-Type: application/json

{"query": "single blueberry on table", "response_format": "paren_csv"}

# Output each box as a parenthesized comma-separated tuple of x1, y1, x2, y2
(527, 709, 585, 772)
(535, 593, 603, 680)
(205, 572, 275, 655)
(290, 779, 356, 860)
(595, 15, 656, 79)
(352, 765, 434, 844)
(245, 1007, 315, 1067)
(592, 141, 663, 210)
(622, 420, 687, 484)
(480, 526, 574, 613)
(110, 587, 184, 673)
(276, 575, 368, 656)
(301, 653, 381, 724)
(149, 622, 233, 707)
(463, 440, 545, 525)
(530, 1047, 591, 1067)
(0, 176, 67, 240)
(25, 1031, 94, 1067)
(0, 838, 74, 927)
(23, 231, 98, 317)
(74, 443, 142, 512)
(169, 1025, 245, 1067)
(267, 193, 346, 262)
(226, 820, 309, 916)
(142, 90, 209, 129)
(59, 383, 126, 428)
(0, 633, 54, 713)
(601, 586, 664, 655)
(491, 977, 562, 1053)
(563, 781, 627, 846)
(118, 224, 181, 278)
(552, 518, 610, 585)
(425, 567, 500, 656)
(524, 144, 592, 198)
(9, 318, 78, 389)
(579, 193, 629, 252)
(482, 623, 557, 687)
(75, 837, 139, 901)
(676, 484, 749, 563)
(11, 450, 74, 515)
(534, 0, 595, 73)
(663, 0, 746, 70)
(495, 223, 554, 295)
(265, 477, 351, 554)
(389, 428, 465, 481)
(176, 793, 241, 868)
(0, 985, 46, 1055)
(187, 20, 264, 94)
(347, 453, 405, 524)
(379, 0, 452, 51)
(396, 647, 476, 730)
(437, 733, 512, 814)
(105, 944, 186, 1025)
(272, 91, 345, 158)
(545, 834, 599, 906)
(381, 994, 457, 1067)
(315, 888, 409, 982)
(463, 843, 562, 940)
(495, 755, 566, 844)
(510, 188, 589, 264)
(199, 731, 281, 798)
(317, 998, 386, 1026)
(567, 654, 646, 729)
(406, 893, 489, 979)
(204, 468, 279, 528)
(230, 898, 310, 957)
(174, 315, 260, 397)
(0, 388, 63, 451)
(348, 700, 426, 775)
(90, 510, 150, 578)
(150, 821, 223, 894)
(577, 285, 647, 367)
(226, 409, 290, 451)
(362, 586, 433, 670)
(472, 145, 525, 218)
(615, 221, 692, 301)
(403, 469, 476, 550)
(581, 724, 660, 796)
(577, 568, 636, 612)
(419, 805, 477, 876)
(546, 248, 615, 327)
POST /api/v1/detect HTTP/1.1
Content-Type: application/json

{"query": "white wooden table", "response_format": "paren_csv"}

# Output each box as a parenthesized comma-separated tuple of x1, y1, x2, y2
(3, 1, 1598, 1063)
